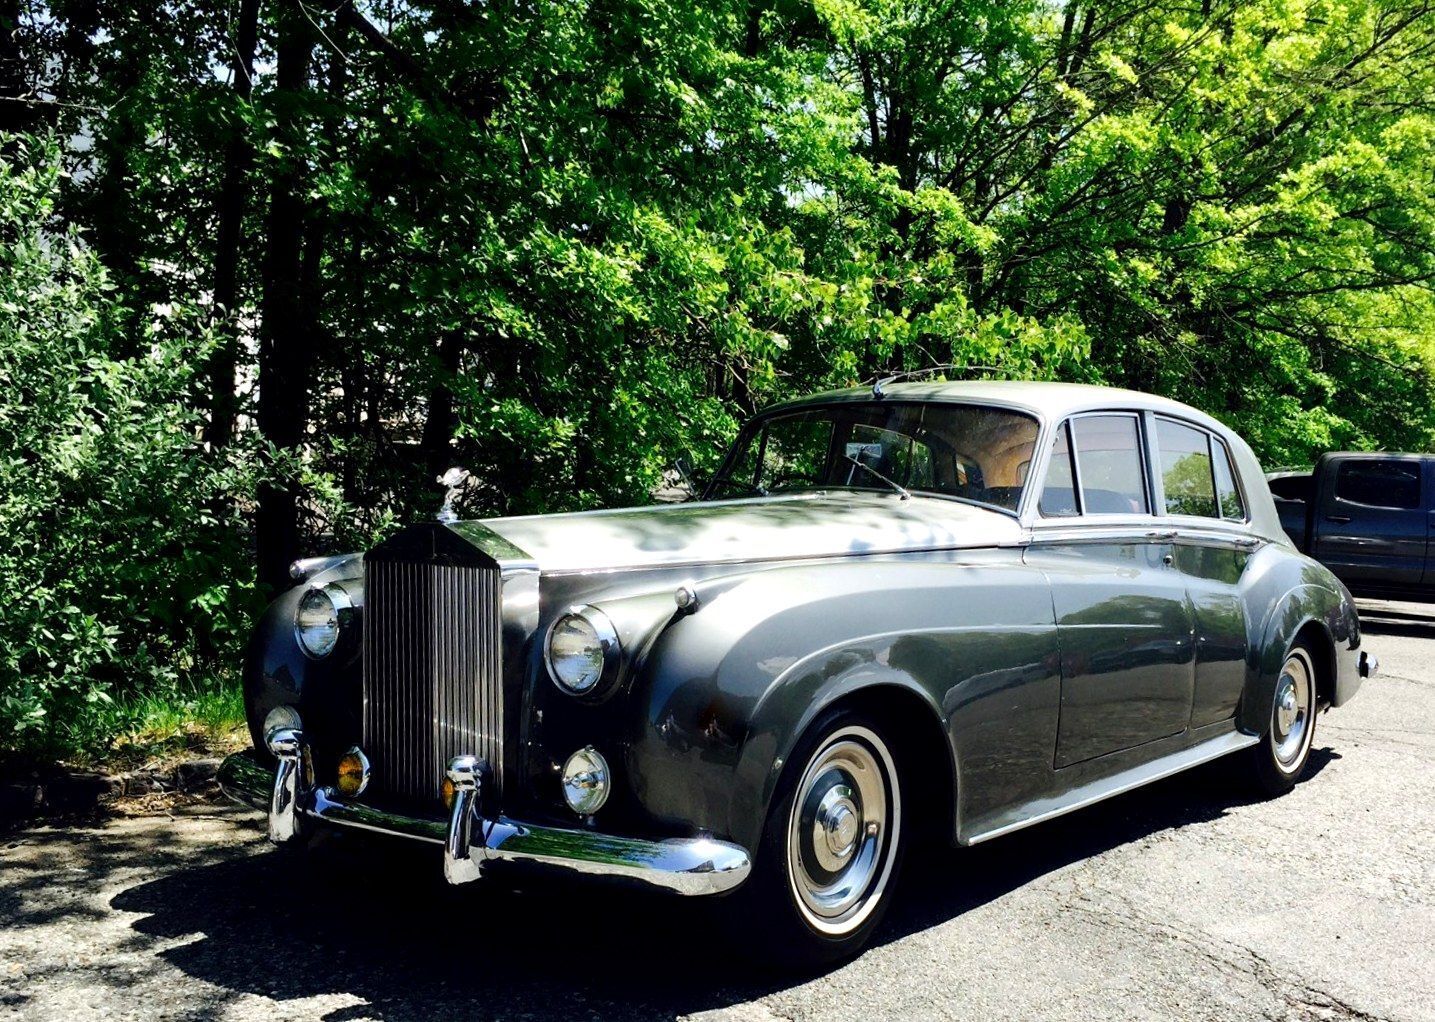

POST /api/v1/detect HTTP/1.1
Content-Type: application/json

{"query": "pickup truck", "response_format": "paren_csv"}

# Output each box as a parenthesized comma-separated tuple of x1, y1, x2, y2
(1268, 452, 1433, 601)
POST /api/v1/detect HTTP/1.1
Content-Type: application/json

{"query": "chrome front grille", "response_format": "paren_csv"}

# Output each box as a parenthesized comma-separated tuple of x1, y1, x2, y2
(362, 559, 503, 803)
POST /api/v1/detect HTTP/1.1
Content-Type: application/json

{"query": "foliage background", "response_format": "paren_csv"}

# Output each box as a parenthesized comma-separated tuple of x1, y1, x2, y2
(1, 0, 1433, 758)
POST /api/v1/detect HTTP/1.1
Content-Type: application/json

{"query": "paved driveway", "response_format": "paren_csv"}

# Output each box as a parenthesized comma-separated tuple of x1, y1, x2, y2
(3, 601, 1432, 1021)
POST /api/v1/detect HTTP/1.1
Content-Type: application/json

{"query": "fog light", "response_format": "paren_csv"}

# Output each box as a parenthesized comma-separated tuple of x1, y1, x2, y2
(561, 746, 610, 816)
(263, 705, 302, 754)
(335, 747, 370, 799)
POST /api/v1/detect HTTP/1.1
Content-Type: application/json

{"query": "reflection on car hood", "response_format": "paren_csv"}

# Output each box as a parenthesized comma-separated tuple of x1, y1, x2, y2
(475, 491, 1023, 573)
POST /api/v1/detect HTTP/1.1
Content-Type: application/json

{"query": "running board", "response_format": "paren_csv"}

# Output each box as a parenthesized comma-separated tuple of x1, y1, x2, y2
(964, 729, 1259, 845)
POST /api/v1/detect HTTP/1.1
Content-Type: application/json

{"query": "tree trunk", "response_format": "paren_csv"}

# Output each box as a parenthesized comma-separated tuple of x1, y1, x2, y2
(419, 329, 466, 482)
(204, 0, 260, 449)
(256, 4, 316, 594)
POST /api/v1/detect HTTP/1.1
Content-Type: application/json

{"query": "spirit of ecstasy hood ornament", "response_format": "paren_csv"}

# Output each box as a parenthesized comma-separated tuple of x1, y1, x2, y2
(436, 467, 470, 524)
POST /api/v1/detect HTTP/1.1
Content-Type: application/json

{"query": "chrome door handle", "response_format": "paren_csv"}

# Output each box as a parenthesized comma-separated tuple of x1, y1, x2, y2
(1325, 515, 1352, 524)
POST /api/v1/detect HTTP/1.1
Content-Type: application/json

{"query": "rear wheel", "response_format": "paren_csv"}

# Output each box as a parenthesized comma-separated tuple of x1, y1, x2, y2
(1244, 643, 1318, 797)
(729, 709, 905, 968)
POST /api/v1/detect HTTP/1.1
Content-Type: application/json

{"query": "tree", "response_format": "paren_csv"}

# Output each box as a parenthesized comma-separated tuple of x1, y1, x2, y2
(255, 1, 318, 593)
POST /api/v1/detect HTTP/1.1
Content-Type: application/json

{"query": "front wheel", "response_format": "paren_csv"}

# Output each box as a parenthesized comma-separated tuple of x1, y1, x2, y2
(1243, 642, 1319, 797)
(729, 709, 905, 968)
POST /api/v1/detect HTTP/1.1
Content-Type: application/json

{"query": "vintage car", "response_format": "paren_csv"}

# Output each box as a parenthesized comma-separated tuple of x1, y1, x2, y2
(219, 380, 1376, 964)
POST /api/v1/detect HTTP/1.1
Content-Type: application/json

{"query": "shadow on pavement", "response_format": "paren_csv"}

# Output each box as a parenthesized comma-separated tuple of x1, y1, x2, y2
(97, 752, 1334, 1021)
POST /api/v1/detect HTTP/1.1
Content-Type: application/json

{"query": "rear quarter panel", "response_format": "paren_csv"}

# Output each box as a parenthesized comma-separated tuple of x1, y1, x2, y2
(1237, 544, 1362, 732)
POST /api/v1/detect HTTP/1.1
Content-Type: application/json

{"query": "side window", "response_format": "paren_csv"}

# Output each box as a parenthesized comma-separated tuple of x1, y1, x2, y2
(1213, 440, 1246, 520)
(1038, 422, 1079, 517)
(1072, 414, 1149, 515)
(1335, 460, 1421, 510)
(1268, 474, 1312, 502)
(1155, 418, 1217, 518)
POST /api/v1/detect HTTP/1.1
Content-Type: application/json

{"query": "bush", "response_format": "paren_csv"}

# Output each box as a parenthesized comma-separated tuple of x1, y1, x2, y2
(0, 140, 263, 759)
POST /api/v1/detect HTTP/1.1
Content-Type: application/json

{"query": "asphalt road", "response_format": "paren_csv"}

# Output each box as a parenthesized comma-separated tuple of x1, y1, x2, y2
(3, 600, 1432, 1022)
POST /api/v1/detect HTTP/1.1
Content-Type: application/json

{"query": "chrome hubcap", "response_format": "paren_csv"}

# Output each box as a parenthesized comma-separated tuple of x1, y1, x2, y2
(815, 787, 860, 866)
(1272, 651, 1313, 772)
(786, 727, 900, 936)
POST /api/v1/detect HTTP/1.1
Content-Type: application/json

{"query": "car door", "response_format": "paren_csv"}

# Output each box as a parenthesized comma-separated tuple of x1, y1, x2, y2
(1313, 455, 1426, 589)
(1024, 413, 1196, 768)
(1150, 416, 1253, 728)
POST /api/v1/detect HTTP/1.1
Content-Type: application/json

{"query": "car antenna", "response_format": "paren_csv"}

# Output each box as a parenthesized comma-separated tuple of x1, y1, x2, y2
(870, 363, 1006, 397)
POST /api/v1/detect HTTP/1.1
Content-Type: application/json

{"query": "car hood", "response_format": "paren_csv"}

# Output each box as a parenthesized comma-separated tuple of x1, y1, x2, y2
(469, 492, 1023, 573)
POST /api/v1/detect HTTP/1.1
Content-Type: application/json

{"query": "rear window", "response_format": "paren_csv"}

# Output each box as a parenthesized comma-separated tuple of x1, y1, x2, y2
(1071, 414, 1149, 515)
(1155, 418, 1216, 518)
(1336, 460, 1421, 510)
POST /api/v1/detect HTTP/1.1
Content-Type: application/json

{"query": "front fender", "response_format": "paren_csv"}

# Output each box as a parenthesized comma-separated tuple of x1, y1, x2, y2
(626, 556, 1059, 852)
(242, 557, 363, 765)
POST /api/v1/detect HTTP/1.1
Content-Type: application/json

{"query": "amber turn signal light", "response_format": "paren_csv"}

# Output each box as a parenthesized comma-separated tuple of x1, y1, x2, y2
(440, 775, 457, 810)
(335, 747, 370, 799)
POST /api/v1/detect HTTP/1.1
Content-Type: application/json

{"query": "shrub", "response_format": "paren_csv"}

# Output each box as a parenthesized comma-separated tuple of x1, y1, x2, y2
(0, 139, 263, 759)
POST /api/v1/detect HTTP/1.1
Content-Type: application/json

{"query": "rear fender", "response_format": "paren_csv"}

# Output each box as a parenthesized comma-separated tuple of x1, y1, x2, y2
(1243, 572, 1360, 734)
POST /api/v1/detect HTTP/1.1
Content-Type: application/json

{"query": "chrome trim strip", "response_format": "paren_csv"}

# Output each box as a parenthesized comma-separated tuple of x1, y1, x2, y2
(963, 729, 1258, 845)
(1027, 524, 1170, 545)
(218, 751, 752, 896)
(1027, 523, 1265, 548)
(538, 538, 1030, 578)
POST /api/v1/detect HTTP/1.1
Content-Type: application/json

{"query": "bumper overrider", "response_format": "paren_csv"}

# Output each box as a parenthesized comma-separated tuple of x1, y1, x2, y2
(217, 731, 751, 897)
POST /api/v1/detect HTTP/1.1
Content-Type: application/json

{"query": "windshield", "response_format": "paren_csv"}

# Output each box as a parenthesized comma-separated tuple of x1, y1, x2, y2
(708, 401, 1041, 513)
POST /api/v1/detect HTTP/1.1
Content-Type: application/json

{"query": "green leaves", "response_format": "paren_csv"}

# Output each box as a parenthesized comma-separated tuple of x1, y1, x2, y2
(0, 142, 265, 755)
(5, 0, 1435, 756)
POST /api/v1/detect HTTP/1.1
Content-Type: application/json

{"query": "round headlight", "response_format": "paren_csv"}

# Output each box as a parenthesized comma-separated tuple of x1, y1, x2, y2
(294, 583, 353, 658)
(561, 746, 611, 815)
(545, 606, 619, 695)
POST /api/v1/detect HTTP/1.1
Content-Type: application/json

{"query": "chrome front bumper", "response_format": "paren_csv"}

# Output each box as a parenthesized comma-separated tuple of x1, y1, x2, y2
(217, 747, 751, 897)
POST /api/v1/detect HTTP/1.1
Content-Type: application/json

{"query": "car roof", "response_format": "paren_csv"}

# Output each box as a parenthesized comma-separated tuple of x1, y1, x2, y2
(762, 380, 1231, 433)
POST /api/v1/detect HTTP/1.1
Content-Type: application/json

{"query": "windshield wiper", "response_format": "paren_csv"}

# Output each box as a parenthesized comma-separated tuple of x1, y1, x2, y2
(842, 455, 911, 500)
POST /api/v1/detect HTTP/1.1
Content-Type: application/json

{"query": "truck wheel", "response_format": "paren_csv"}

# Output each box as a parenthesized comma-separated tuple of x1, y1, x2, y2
(731, 708, 905, 968)
(1244, 642, 1319, 797)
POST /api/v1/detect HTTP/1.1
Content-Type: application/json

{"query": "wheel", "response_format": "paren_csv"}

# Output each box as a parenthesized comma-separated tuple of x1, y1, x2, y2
(1243, 642, 1318, 797)
(728, 708, 905, 968)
